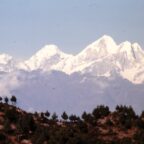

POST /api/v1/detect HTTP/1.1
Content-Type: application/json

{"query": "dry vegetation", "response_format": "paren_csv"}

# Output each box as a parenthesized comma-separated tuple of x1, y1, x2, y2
(0, 97, 144, 144)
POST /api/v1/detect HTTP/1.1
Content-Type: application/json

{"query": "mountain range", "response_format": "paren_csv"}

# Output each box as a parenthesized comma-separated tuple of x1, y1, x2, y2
(0, 35, 144, 114)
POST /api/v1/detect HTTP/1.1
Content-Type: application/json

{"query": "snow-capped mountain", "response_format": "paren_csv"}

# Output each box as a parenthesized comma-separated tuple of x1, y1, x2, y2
(0, 35, 144, 114)
(68, 36, 144, 83)
(16, 35, 144, 83)
(18, 45, 73, 71)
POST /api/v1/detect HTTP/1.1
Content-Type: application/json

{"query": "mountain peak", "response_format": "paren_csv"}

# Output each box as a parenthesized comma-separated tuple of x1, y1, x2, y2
(88, 35, 118, 54)
(118, 41, 144, 61)
(21, 44, 71, 71)
(98, 35, 115, 42)
(119, 41, 131, 47)
(36, 45, 61, 57)
(96, 35, 117, 52)
(77, 35, 118, 61)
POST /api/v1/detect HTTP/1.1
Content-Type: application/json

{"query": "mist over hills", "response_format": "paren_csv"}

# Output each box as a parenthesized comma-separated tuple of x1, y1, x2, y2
(0, 35, 144, 114)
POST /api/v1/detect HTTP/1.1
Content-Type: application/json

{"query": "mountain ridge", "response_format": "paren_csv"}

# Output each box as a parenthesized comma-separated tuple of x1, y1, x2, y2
(0, 35, 144, 83)
(0, 35, 144, 114)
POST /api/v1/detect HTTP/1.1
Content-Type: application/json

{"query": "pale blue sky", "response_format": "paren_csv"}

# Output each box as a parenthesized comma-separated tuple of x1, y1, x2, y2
(0, 0, 144, 58)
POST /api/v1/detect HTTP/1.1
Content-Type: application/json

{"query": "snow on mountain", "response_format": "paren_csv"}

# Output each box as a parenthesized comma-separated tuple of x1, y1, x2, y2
(57, 36, 144, 83)
(119, 42, 144, 61)
(0, 35, 144, 114)
(116, 42, 144, 83)
(16, 35, 144, 84)
(18, 45, 73, 71)
(76, 35, 118, 61)
(53, 35, 119, 74)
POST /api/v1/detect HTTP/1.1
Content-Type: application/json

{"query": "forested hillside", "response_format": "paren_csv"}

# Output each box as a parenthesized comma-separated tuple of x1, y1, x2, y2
(0, 97, 144, 144)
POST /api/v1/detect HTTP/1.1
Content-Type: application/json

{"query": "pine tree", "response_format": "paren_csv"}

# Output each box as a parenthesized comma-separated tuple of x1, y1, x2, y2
(45, 110, 50, 118)
(10, 95, 17, 105)
(61, 111, 68, 121)
(51, 112, 58, 121)
(4, 97, 9, 104)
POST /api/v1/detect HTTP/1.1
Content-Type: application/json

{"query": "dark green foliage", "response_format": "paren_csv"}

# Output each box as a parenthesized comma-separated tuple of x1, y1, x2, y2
(32, 127, 49, 144)
(10, 95, 17, 105)
(136, 119, 144, 129)
(118, 138, 132, 144)
(82, 111, 87, 121)
(45, 110, 50, 118)
(5, 107, 18, 122)
(1, 102, 144, 144)
(82, 112, 93, 124)
(18, 113, 36, 133)
(0, 132, 11, 144)
(140, 111, 144, 118)
(77, 121, 88, 133)
(116, 105, 136, 118)
(0, 96, 2, 102)
(136, 111, 144, 129)
(134, 129, 144, 142)
(61, 111, 68, 121)
(92, 105, 110, 119)
(51, 112, 58, 121)
(106, 119, 113, 126)
(115, 105, 136, 129)
(69, 114, 80, 122)
(4, 97, 9, 104)
(4, 119, 11, 133)
(0, 132, 6, 141)
(40, 112, 44, 118)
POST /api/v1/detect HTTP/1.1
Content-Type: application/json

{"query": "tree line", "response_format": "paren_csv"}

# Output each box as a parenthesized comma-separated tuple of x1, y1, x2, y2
(1, 96, 144, 144)
(0, 95, 17, 105)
